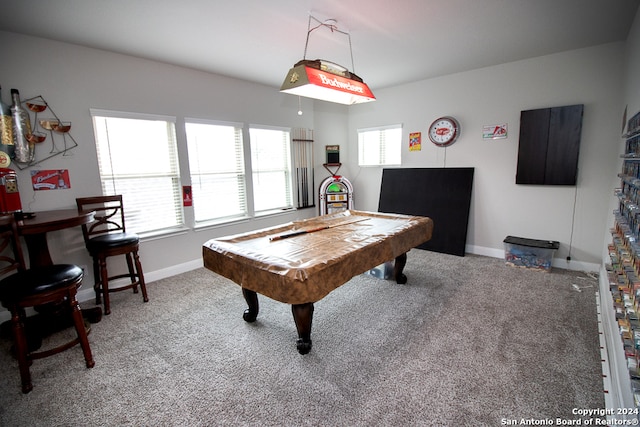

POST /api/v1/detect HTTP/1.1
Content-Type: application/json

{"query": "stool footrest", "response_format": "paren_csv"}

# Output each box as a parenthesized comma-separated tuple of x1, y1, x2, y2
(29, 322, 91, 361)
(95, 274, 143, 293)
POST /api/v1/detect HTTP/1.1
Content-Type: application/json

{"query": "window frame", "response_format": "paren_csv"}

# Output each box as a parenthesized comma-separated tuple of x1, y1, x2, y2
(185, 118, 248, 225)
(89, 108, 185, 237)
(248, 124, 295, 216)
(357, 124, 403, 167)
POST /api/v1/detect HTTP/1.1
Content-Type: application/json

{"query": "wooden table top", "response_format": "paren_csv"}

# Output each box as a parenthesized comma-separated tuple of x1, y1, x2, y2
(17, 209, 95, 235)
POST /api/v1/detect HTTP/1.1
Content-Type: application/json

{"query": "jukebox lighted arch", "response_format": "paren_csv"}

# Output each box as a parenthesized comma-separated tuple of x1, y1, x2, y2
(319, 175, 353, 215)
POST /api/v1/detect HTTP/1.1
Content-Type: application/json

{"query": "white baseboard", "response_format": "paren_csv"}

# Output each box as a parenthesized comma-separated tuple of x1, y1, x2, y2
(74, 258, 204, 303)
(466, 244, 504, 259)
(0, 249, 603, 323)
(465, 244, 600, 273)
(0, 258, 205, 323)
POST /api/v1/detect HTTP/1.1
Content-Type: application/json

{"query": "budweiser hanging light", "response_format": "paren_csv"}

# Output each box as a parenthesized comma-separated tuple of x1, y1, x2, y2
(280, 16, 375, 105)
(280, 59, 375, 105)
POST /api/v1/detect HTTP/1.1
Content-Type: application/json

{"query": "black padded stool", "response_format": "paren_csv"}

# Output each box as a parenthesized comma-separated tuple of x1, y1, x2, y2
(76, 195, 148, 315)
(0, 215, 94, 393)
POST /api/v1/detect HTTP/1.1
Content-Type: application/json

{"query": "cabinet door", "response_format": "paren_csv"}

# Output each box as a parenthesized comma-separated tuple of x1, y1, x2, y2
(516, 108, 550, 184)
(545, 104, 583, 185)
(515, 104, 583, 185)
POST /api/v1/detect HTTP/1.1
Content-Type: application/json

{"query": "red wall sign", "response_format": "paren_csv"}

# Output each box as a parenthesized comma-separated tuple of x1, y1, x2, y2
(31, 169, 70, 190)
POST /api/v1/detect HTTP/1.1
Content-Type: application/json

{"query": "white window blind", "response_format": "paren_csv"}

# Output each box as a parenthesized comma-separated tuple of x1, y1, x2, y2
(90, 110, 183, 234)
(358, 124, 402, 166)
(249, 126, 293, 213)
(185, 120, 247, 223)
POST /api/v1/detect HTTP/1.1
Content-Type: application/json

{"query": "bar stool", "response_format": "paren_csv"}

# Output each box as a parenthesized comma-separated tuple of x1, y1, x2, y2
(0, 215, 94, 393)
(76, 195, 148, 315)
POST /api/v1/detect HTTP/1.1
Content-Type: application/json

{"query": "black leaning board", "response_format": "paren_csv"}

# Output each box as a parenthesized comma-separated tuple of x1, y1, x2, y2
(378, 167, 474, 256)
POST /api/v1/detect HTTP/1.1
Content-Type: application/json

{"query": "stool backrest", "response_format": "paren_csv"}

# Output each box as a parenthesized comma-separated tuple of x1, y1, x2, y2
(0, 215, 26, 277)
(76, 195, 127, 242)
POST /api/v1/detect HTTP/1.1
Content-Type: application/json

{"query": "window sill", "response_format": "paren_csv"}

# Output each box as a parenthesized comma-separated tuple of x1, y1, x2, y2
(193, 208, 298, 232)
(139, 226, 190, 242)
(193, 216, 251, 232)
(254, 207, 296, 218)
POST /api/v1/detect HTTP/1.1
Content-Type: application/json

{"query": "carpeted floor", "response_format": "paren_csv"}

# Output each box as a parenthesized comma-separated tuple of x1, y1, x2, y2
(0, 250, 604, 426)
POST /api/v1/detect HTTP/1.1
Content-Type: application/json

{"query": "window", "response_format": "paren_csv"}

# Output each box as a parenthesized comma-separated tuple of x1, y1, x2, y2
(249, 126, 293, 213)
(358, 124, 402, 166)
(90, 110, 183, 234)
(185, 120, 247, 223)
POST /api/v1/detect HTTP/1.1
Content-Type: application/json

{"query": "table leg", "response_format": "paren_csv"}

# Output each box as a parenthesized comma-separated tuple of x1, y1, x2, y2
(23, 234, 53, 267)
(292, 302, 314, 355)
(23, 233, 102, 326)
(242, 288, 259, 322)
(394, 252, 408, 284)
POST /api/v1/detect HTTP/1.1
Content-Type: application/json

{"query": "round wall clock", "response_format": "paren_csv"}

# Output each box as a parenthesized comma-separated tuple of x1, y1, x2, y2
(428, 116, 460, 147)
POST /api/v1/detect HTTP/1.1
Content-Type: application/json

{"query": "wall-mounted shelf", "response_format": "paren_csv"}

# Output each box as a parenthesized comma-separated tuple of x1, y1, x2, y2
(607, 110, 640, 416)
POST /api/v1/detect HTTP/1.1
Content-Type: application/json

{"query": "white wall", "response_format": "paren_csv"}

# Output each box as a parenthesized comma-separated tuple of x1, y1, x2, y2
(623, 9, 640, 128)
(0, 31, 321, 286)
(347, 43, 626, 270)
(0, 27, 631, 289)
(604, 9, 640, 259)
(597, 8, 640, 412)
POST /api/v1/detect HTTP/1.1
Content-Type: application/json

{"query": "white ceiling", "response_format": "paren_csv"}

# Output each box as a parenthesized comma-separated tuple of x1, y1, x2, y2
(1, 0, 638, 90)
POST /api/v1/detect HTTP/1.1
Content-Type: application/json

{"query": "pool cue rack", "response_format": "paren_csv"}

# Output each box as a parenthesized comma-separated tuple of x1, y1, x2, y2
(292, 128, 315, 209)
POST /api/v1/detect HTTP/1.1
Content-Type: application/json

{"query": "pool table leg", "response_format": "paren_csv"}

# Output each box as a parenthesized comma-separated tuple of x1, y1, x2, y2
(292, 303, 314, 355)
(242, 288, 259, 322)
(394, 252, 408, 284)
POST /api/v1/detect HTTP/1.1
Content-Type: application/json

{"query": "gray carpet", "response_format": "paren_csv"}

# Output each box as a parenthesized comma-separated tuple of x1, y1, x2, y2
(0, 250, 604, 426)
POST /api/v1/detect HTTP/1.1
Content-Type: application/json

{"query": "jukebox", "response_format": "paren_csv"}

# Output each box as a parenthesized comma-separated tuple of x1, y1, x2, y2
(319, 175, 353, 215)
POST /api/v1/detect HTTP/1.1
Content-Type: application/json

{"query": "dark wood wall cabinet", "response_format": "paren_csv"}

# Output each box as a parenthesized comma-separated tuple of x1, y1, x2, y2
(516, 104, 584, 185)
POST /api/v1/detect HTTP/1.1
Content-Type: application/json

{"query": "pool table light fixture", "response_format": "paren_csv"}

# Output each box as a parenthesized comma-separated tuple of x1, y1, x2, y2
(279, 16, 375, 105)
(280, 59, 375, 105)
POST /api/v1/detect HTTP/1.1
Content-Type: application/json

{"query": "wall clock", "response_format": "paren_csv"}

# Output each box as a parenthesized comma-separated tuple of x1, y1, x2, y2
(428, 116, 460, 147)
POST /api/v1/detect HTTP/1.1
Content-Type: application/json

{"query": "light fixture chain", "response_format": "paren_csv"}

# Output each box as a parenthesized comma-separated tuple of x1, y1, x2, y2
(348, 33, 355, 73)
(303, 14, 313, 60)
(303, 14, 356, 72)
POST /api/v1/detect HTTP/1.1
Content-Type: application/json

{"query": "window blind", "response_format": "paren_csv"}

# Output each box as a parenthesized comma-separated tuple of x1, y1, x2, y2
(249, 126, 293, 213)
(90, 110, 183, 234)
(185, 120, 247, 223)
(358, 124, 402, 166)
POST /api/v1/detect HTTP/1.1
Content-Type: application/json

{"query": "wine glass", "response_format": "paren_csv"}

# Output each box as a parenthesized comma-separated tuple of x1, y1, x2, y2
(52, 121, 71, 153)
(26, 101, 47, 129)
(39, 119, 59, 152)
(26, 131, 46, 144)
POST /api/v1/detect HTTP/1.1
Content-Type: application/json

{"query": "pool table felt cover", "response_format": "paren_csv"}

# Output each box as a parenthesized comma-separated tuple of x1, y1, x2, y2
(202, 210, 434, 305)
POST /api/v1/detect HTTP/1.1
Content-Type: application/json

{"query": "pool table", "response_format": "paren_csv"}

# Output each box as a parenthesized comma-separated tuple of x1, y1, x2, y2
(202, 210, 433, 354)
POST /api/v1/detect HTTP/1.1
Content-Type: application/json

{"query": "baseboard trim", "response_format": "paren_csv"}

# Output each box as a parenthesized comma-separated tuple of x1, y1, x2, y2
(0, 259, 205, 323)
(74, 258, 204, 303)
(0, 249, 603, 323)
(465, 244, 600, 273)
